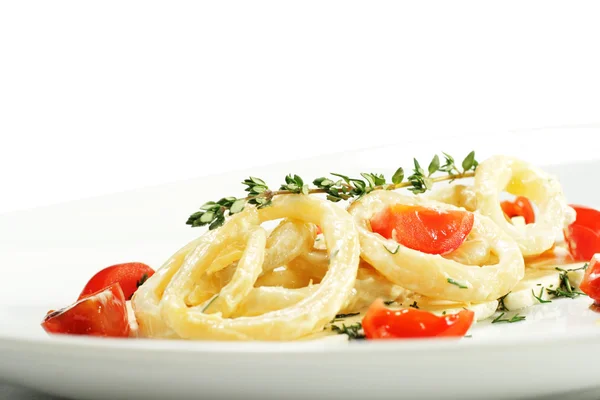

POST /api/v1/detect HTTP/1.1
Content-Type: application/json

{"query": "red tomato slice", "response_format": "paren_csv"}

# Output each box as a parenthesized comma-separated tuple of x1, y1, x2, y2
(564, 205, 600, 261)
(580, 255, 600, 304)
(369, 204, 474, 255)
(501, 196, 535, 224)
(569, 205, 600, 232)
(42, 283, 130, 337)
(362, 299, 474, 339)
(78, 262, 155, 301)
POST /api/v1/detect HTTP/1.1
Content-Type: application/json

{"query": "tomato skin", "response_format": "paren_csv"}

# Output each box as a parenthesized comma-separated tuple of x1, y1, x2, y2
(580, 255, 600, 304)
(42, 284, 130, 337)
(369, 205, 474, 255)
(501, 196, 535, 224)
(362, 299, 474, 339)
(78, 262, 155, 301)
(564, 205, 600, 261)
(569, 205, 600, 232)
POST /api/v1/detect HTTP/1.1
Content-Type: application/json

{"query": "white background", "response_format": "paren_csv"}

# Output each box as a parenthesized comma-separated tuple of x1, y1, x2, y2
(1, 1, 600, 214)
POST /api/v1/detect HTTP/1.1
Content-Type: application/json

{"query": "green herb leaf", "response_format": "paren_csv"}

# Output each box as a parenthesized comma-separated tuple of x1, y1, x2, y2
(428, 154, 440, 176)
(447, 278, 468, 289)
(334, 312, 360, 319)
(330, 173, 351, 184)
(331, 322, 365, 340)
(462, 151, 476, 171)
(546, 267, 587, 299)
(392, 167, 405, 184)
(492, 312, 526, 324)
(532, 287, 552, 304)
(439, 152, 456, 173)
(200, 211, 215, 223)
(201, 294, 219, 313)
(413, 158, 425, 176)
(200, 201, 219, 211)
(229, 199, 246, 214)
(497, 292, 511, 311)
(384, 244, 400, 254)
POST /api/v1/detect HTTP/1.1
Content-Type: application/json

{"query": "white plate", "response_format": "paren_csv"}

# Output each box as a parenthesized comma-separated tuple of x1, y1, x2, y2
(2, 127, 600, 400)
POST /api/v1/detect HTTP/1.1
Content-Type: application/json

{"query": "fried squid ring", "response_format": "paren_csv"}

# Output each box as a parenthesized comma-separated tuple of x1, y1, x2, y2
(136, 194, 360, 341)
(348, 190, 524, 302)
(474, 155, 576, 257)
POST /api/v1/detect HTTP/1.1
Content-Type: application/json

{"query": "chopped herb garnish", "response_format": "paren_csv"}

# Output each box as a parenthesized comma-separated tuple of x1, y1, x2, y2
(497, 292, 511, 311)
(558, 264, 588, 272)
(532, 287, 552, 304)
(492, 312, 526, 324)
(330, 249, 340, 260)
(384, 300, 396, 306)
(333, 312, 360, 321)
(201, 294, 219, 313)
(546, 267, 587, 299)
(447, 278, 468, 289)
(331, 322, 365, 340)
(384, 244, 400, 254)
(409, 301, 419, 309)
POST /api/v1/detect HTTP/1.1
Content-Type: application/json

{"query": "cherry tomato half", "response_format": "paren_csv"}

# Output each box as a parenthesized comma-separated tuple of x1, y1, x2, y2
(564, 205, 600, 261)
(369, 204, 474, 255)
(580, 255, 600, 304)
(42, 283, 130, 337)
(362, 299, 475, 339)
(78, 262, 155, 301)
(501, 196, 535, 224)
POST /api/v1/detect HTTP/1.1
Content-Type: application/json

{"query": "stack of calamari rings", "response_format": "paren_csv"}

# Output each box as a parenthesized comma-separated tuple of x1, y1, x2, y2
(132, 155, 575, 341)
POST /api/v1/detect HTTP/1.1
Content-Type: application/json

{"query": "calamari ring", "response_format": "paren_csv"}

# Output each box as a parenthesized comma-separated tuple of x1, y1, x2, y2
(183, 218, 316, 306)
(132, 210, 264, 338)
(158, 194, 360, 341)
(262, 219, 317, 273)
(131, 234, 210, 339)
(230, 262, 407, 318)
(474, 155, 576, 256)
(347, 190, 524, 302)
(132, 214, 323, 338)
(428, 184, 477, 212)
(201, 226, 267, 318)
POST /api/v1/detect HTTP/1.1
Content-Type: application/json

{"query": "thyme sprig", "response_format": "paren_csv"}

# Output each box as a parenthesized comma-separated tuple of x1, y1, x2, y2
(187, 151, 478, 229)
